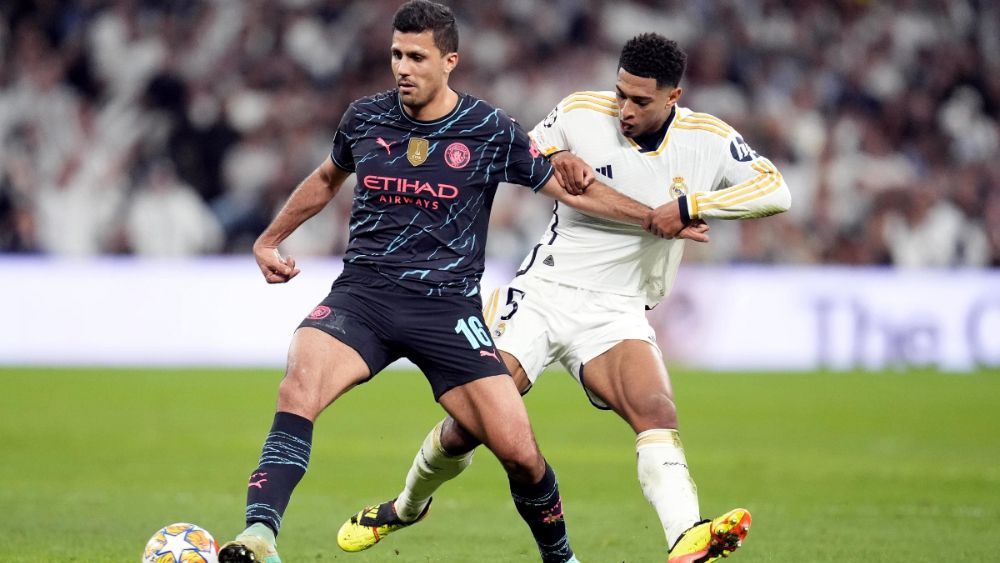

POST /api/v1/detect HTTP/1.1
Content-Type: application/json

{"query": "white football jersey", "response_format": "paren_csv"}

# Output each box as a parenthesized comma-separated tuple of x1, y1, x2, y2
(521, 91, 791, 308)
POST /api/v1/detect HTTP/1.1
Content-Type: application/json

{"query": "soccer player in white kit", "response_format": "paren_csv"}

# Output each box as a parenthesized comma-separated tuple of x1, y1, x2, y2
(337, 33, 790, 563)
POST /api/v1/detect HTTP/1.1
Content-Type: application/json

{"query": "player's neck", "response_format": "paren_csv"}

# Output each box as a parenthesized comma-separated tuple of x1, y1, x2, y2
(403, 87, 460, 122)
(633, 106, 676, 152)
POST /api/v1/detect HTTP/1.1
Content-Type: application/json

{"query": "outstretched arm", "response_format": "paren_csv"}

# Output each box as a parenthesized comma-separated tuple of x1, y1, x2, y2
(538, 155, 711, 243)
(538, 174, 649, 226)
(253, 157, 352, 283)
(538, 175, 710, 242)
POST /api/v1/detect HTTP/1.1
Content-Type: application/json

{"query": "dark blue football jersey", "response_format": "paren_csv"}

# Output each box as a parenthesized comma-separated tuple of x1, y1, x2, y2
(330, 89, 554, 297)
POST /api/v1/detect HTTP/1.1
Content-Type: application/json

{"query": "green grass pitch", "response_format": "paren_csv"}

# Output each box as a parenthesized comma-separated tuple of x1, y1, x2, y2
(1, 367, 998, 562)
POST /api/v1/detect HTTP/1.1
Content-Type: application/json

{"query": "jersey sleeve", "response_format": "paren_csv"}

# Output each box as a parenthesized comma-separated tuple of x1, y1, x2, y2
(528, 104, 570, 157)
(498, 112, 555, 192)
(685, 130, 791, 220)
(329, 103, 358, 172)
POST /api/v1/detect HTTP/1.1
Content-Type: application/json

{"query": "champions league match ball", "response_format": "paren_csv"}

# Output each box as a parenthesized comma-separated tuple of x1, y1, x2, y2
(142, 522, 219, 563)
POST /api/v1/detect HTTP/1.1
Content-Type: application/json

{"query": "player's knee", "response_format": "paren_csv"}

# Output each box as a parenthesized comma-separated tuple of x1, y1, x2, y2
(495, 444, 544, 484)
(277, 369, 322, 419)
(439, 417, 480, 456)
(627, 390, 679, 431)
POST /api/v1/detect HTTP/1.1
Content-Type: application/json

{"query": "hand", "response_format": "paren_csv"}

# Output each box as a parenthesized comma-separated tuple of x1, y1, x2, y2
(644, 200, 686, 239)
(254, 242, 300, 284)
(550, 151, 594, 195)
(675, 219, 710, 243)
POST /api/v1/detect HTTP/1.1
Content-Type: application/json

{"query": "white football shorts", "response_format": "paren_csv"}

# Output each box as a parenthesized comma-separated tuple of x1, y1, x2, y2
(483, 274, 657, 409)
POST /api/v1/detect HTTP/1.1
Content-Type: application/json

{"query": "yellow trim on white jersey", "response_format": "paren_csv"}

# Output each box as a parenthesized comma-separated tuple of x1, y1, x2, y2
(625, 132, 671, 156)
(673, 122, 730, 138)
(564, 102, 619, 117)
(694, 160, 784, 213)
(564, 91, 617, 105)
(527, 131, 565, 157)
(696, 161, 777, 211)
(563, 94, 617, 108)
(674, 112, 734, 138)
(483, 288, 502, 326)
(682, 112, 734, 132)
(689, 189, 700, 218)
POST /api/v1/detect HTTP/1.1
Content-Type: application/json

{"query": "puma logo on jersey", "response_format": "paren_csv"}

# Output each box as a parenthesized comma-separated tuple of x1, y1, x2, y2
(376, 137, 393, 155)
(479, 348, 501, 362)
(595, 164, 614, 179)
(543, 255, 555, 267)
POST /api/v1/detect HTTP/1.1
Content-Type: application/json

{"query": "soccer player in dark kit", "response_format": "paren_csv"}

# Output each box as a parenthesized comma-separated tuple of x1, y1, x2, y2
(217, 2, 693, 562)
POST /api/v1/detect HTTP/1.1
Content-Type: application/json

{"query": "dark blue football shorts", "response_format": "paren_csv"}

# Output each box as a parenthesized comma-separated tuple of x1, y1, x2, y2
(298, 264, 509, 400)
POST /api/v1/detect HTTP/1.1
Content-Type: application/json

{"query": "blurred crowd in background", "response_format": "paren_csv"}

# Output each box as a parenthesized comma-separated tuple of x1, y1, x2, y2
(1, 0, 998, 266)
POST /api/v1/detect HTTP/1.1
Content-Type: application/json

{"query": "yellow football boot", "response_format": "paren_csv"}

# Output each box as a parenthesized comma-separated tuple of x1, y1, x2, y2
(336, 498, 431, 552)
(667, 508, 752, 563)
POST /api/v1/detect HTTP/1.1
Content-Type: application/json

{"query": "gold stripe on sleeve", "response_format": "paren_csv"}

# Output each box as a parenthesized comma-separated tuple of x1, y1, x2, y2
(695, 161, 784, 212)
(563, 102, 619, 117)
(567, 92, 618, 104)
(683, 112, 734, 131)
(674, 122, 730, 138)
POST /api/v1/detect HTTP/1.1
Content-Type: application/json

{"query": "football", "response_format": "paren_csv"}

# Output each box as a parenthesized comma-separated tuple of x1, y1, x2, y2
(142, 523, 219, 563)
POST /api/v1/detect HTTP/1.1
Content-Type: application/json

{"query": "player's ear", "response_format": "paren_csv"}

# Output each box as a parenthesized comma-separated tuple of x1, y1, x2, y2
(668, 86, 683, 106)
(443, 52, 459, 74)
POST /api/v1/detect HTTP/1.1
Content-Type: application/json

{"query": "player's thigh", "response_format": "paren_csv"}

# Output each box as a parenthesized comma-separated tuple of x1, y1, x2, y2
(280, 290, 399, 419)
(581, 339, 677, 432)
(438, 374, 542, 476)
(278, 327, 373, 419)
(437, 349, 532, 454)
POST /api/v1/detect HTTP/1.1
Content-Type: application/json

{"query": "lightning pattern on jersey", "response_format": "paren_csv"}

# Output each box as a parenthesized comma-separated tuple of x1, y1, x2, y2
(330, 90, 554, 297)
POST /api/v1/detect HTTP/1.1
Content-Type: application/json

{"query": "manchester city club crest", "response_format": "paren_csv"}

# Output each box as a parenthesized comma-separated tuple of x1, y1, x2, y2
(407, 137, 429, 166)
(444, 142, 471, 169)
(670, 176, 688, 199)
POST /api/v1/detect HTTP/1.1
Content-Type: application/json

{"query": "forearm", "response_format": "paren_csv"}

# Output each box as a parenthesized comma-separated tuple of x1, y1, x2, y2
(257, 162, 345, 246)
(539, 177, 650, 226)
(685, 159, 791, 221)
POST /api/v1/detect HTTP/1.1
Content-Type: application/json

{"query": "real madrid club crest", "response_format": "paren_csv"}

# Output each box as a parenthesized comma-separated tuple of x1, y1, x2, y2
(407, 137, 429, 166)
(670, 176, 688, 199)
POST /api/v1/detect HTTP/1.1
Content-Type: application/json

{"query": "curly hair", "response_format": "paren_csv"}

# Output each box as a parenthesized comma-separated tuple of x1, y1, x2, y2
(392, 0, 459, 54)
(619, 33, 687, 88)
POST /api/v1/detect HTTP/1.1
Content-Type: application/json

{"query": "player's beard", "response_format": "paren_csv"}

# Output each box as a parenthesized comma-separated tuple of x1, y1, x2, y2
(400, 83, 437, 114)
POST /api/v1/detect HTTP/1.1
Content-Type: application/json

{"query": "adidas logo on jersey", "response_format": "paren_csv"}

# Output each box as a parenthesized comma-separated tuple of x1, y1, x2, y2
(595, 164, 613, 179)
(543, 255, 555, 267)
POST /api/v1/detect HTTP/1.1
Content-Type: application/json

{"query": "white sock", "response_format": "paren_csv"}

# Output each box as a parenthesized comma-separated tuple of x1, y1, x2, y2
(393, 421, 475, 522)
(636, 429, 701, 549)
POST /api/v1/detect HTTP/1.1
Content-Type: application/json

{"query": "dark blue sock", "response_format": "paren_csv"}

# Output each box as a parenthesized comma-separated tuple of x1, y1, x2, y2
(245, 412, 313, 536)
(509, 462, 574, 563)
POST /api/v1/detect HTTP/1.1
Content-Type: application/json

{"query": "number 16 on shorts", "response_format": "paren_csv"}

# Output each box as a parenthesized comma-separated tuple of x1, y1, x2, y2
(454, 315, 494, 350)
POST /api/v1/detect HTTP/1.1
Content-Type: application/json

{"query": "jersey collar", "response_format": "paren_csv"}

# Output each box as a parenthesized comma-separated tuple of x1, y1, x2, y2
(626, 106, 675, 156)
(397, 90, 466, 126)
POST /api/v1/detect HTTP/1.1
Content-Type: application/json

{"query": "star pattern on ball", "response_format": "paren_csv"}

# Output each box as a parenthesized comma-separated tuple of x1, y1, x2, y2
(156, 528, 200, 560)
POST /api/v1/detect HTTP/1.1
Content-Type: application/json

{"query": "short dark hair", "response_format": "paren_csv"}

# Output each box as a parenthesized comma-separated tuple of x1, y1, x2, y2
(392, 0, 459, 55)
(619, 33, 687, 88)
